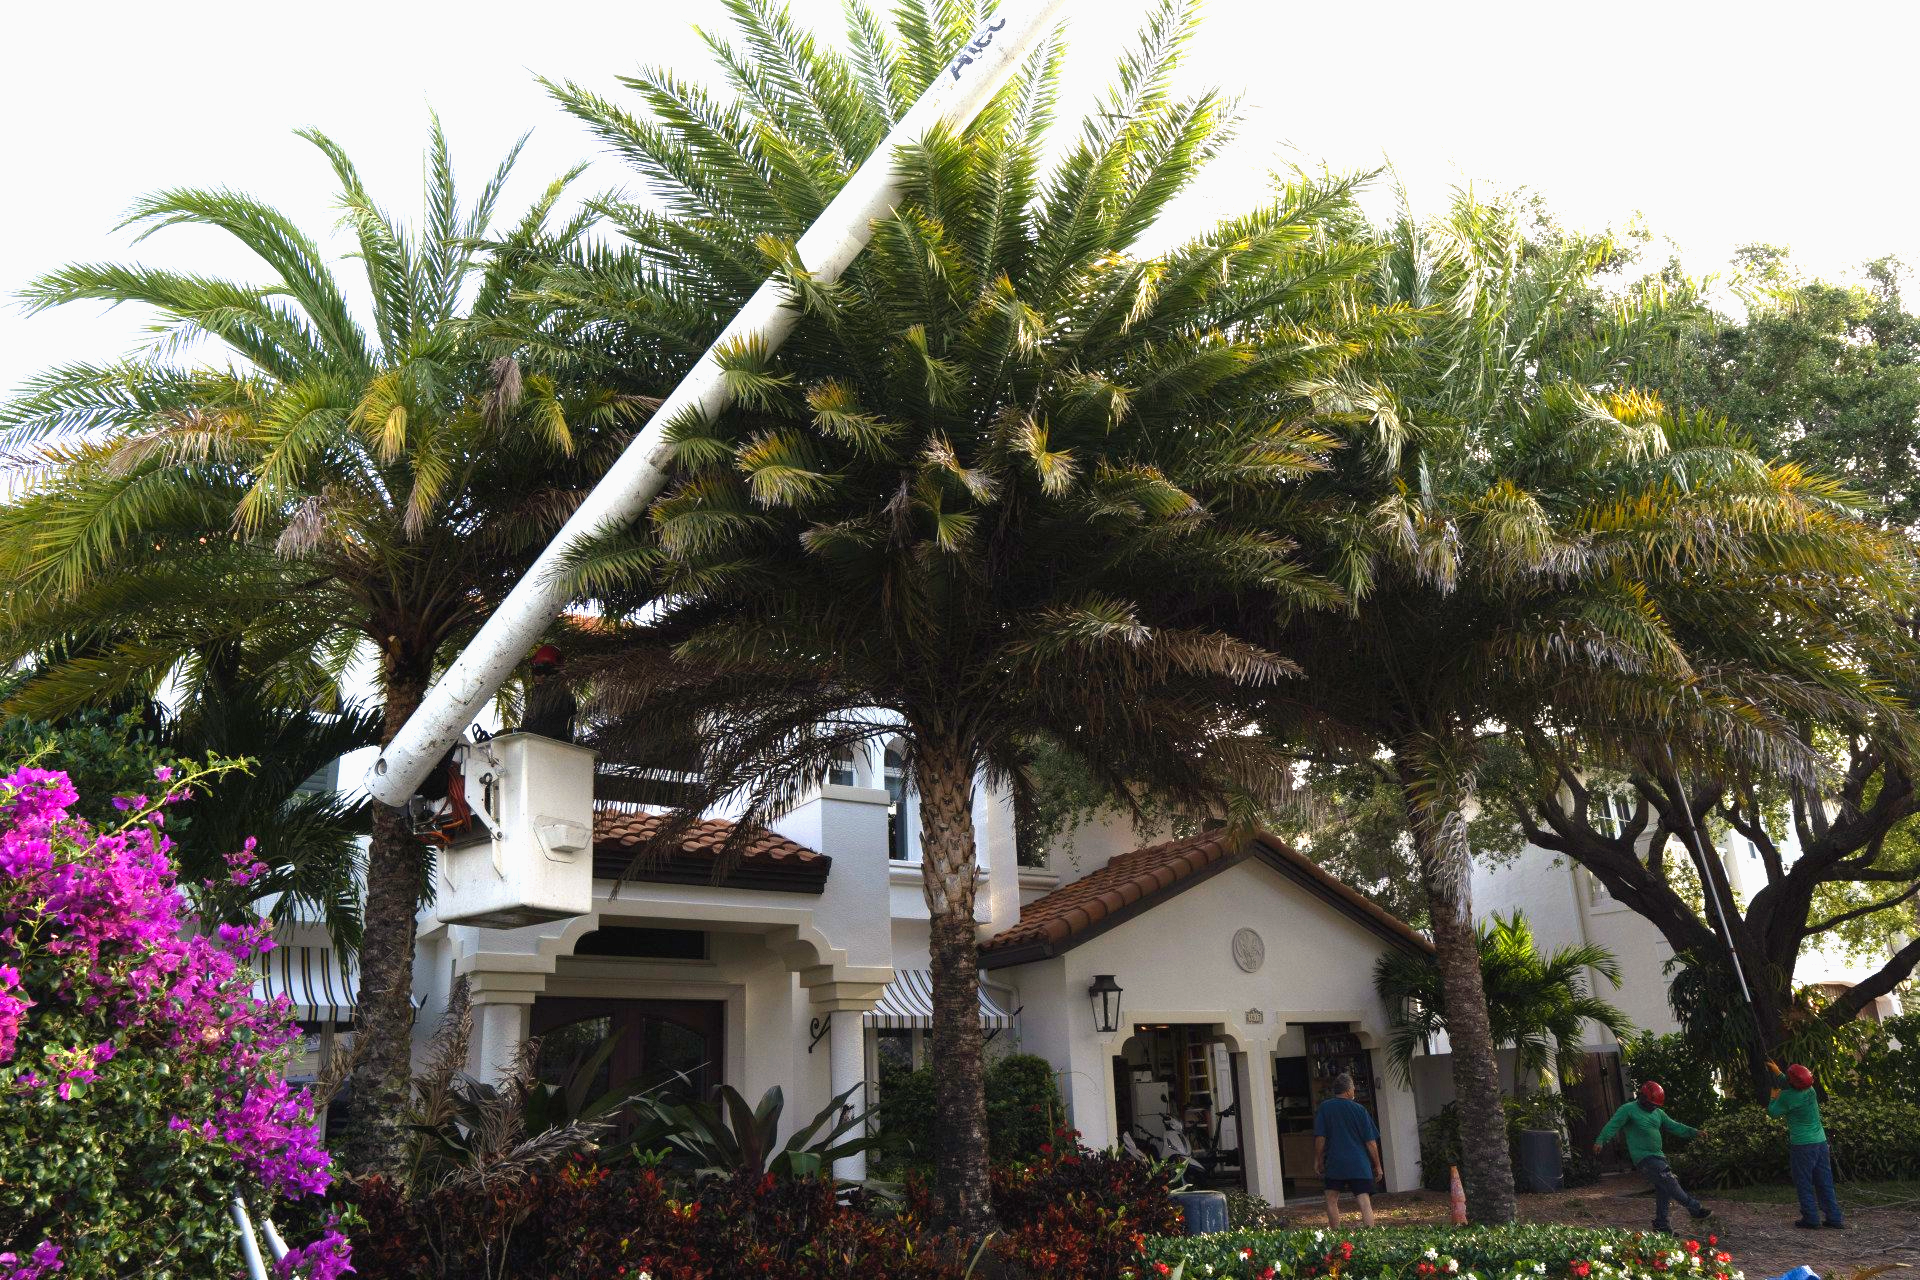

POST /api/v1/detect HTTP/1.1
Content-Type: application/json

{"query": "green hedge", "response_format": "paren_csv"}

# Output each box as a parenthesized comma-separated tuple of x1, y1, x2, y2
(1671, 1096, 1920, 1189)
(873, 1052, 1062, 1171)
(1145, 1225, 1739, 1280)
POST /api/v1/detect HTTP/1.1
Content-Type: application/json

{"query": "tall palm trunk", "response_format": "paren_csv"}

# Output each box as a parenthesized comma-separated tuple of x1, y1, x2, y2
(915, 736, 997, 1237)
(334, 654, 429, 1174)
(1396, 749, 1516, 1224)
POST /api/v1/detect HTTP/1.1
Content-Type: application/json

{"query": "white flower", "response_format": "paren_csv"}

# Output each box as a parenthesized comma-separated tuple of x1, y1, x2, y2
(1427, 1248, 1440, 1260)
(1315, 1232, 1326, 1243)
(1600, 1247, 1613, 1257)
(1536, 1266, 1548, 1275)
(1690, 1259, 1702, 1270)
(1447, 1262, 1460, 1273)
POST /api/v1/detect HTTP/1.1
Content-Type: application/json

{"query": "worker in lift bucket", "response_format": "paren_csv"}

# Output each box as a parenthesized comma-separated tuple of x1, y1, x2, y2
(1594, 1080, 1712, 1234)
(520, 644, 577, 742)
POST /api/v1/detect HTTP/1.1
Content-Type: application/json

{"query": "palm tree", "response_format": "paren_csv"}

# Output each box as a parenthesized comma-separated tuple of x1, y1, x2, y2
(1236, 187, 1915, 1222)
(540, 0, 1395, 1231)
(1375, 911, 1634, 1093)
(0, 121, 641, 1171)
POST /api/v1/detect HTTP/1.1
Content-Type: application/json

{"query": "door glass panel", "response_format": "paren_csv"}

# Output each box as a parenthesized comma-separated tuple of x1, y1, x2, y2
(537, 1015, 614, 1098)
(642, 1014, 713, 1101)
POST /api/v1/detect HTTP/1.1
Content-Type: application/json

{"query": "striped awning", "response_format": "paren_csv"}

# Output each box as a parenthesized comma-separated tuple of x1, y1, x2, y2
(863, 970, 1014, 1030)
(252, 944, 358, 1024)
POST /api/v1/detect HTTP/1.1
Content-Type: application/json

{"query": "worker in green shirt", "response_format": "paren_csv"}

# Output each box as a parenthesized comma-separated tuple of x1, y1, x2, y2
(1593, 1080, 1712, 1233)
(1769, 1062, 1842, 1230)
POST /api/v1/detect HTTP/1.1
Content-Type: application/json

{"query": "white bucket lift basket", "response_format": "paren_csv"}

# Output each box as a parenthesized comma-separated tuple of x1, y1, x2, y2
(436, 732, 596, 928)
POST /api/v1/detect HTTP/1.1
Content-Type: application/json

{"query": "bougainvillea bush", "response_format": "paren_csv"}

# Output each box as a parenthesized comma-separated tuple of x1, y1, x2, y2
(0, 765, 345, 1277)
(1144, 1225, 1742, 1280)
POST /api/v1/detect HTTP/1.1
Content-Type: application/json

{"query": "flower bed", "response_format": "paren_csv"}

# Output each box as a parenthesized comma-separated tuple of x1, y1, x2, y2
(1144, 1225, 1742, 1280)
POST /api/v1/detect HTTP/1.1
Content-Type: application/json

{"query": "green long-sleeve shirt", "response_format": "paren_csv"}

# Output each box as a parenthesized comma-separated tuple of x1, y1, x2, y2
(1596, 1101, 1699, 1164)
(1768, 1085, 1827, 1145)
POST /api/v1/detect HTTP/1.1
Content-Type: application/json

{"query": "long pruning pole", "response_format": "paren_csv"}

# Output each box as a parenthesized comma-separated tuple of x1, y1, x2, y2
(365, 1, 1071, 807)
(1660, 744, 1756, 1007)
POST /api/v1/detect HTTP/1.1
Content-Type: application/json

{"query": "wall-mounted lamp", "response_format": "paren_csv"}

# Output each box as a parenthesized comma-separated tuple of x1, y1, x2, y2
(1088, 974, 1124, 1035)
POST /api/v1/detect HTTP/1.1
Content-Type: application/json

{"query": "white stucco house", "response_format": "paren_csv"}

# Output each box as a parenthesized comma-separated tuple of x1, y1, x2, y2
(264, 736, 1433, 1204)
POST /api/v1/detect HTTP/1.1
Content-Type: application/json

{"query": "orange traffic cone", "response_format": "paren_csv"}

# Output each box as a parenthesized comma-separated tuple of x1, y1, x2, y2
(1448, 1166, 1468, 1225)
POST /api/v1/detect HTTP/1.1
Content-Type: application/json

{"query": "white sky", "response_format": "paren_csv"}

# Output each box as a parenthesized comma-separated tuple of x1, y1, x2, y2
(3, 0, 1916, 398)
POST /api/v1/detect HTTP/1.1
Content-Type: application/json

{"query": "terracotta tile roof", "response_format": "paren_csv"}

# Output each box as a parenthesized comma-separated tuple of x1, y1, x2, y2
(592, 807, 830, 892)
(980, 828, 1430, 968)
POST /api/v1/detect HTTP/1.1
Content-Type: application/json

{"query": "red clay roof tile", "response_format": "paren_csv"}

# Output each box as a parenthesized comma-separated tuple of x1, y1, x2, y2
(592, 807, 829, 889)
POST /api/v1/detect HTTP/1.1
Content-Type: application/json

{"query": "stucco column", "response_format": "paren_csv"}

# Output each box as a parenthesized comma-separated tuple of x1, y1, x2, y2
(979, 783, 1022, 937)
(1372, 1048, 1421, 1191)
(1242, 1046, 1285, 1206)
(828, 1009, 869, 1181)
(469, 999, 531, 1086)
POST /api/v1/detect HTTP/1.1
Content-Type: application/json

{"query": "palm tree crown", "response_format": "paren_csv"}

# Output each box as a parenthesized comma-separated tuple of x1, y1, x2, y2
(0, 120, 638, 1172)
(540, 0, 1402, 1231)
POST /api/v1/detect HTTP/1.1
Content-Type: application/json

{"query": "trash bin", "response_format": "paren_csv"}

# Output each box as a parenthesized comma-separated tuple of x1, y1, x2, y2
(1172, 1189, 1229, 1235)
(1515, 1129, 1563, 1193)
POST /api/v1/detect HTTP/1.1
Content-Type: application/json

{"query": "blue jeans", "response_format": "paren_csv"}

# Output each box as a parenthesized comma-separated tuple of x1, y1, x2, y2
(1789, 1142, 1842, 1226)
(1636, 1155, 1703, 1230)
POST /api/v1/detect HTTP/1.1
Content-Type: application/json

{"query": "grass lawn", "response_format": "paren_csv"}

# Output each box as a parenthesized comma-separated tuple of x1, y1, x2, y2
(1711, 1179, 1920, 1209)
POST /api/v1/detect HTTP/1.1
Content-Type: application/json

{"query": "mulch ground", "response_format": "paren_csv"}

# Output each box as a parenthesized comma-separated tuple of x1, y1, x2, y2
(1267, 1177, 1920, 1279)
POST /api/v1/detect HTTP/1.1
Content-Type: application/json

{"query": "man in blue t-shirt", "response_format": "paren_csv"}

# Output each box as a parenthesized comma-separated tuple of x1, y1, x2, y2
(1314, 1071, 1384, 1228)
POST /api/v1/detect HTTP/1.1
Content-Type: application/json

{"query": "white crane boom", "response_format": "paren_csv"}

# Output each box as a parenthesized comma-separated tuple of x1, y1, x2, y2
(366, 0, 1069, 806)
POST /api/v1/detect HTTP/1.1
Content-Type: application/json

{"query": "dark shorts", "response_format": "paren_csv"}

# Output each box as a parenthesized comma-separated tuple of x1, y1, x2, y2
(1325, 1177, 1375, 1195)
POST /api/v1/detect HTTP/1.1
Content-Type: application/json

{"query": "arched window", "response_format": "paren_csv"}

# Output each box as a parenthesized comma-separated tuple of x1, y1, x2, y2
(828, 748, 857, 788)
(884, 743, 910, 860)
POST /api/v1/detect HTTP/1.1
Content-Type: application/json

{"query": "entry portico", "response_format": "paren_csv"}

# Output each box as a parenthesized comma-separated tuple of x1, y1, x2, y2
(983, 830, 1429, 1202)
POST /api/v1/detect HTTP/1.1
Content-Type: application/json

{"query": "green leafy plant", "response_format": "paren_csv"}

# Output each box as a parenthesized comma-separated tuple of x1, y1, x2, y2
(877, 1052, 1063, 1171)
(1377, 911, 1634, 1091)
(636, 1083, 874, 1182)
(1622, 1030, 1739, 1119)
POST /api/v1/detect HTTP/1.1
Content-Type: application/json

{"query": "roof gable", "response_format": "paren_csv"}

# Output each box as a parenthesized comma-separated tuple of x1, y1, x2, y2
(980, 829, 1429, 968)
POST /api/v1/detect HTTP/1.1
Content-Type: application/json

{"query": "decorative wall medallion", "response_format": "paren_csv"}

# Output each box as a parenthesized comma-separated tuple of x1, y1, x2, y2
(1245, 1008, 1265, 1024)
(1231, 927, 1265, 973)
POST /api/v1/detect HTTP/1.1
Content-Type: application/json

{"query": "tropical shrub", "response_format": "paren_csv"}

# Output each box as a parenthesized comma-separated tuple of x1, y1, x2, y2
(1671, 1096, 1920, 1189)
(986, 1130, 1182, 1280)
(986, 1053, 1065, 1164)
(0, 766, 341, 1276)
(1781, 1009, 1920, 1108)
(1146, 1225, 1743, 1280)
(635, 1082, 872, 1181)
(1417, 1093, 1599, 1192)
(347, 1161, 967, 1280)
(878, 1052, 1064, 1170)
(1621, 1031, 1738, 1119)
(1223, 1189, 1289, 1231)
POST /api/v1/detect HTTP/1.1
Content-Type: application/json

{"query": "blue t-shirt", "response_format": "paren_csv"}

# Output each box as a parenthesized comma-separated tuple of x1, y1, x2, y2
(1313, 1096, 1379, 1181)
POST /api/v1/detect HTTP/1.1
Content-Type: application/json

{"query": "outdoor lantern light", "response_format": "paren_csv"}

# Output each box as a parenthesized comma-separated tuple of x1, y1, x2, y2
(1088, 974, 1124, 1034)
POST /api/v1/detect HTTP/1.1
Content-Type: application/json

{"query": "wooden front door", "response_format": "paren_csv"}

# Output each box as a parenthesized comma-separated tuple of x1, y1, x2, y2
(531, 997, 724, 1104)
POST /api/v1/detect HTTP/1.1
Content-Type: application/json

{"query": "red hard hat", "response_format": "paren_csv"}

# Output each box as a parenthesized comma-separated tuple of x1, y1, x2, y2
(1786, 1064, 1814, 1090)
(1638, 1080, 1665, 1106)
(531, 644, 563, 667)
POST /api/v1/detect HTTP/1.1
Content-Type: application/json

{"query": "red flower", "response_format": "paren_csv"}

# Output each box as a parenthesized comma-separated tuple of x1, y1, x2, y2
(1715, 1253, 1731, 1265)
(1573, 1264, 1591, 1278)
(1341, 1241, 1354, 1259)
(1685, 1241, 1700, 1253)
(1261, 1270, 1276, 1280)
(1039, 1143, 1054, 1155)
(1155, 1265, 1171, 1276)
(1707, 1236, 1718, 1246)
